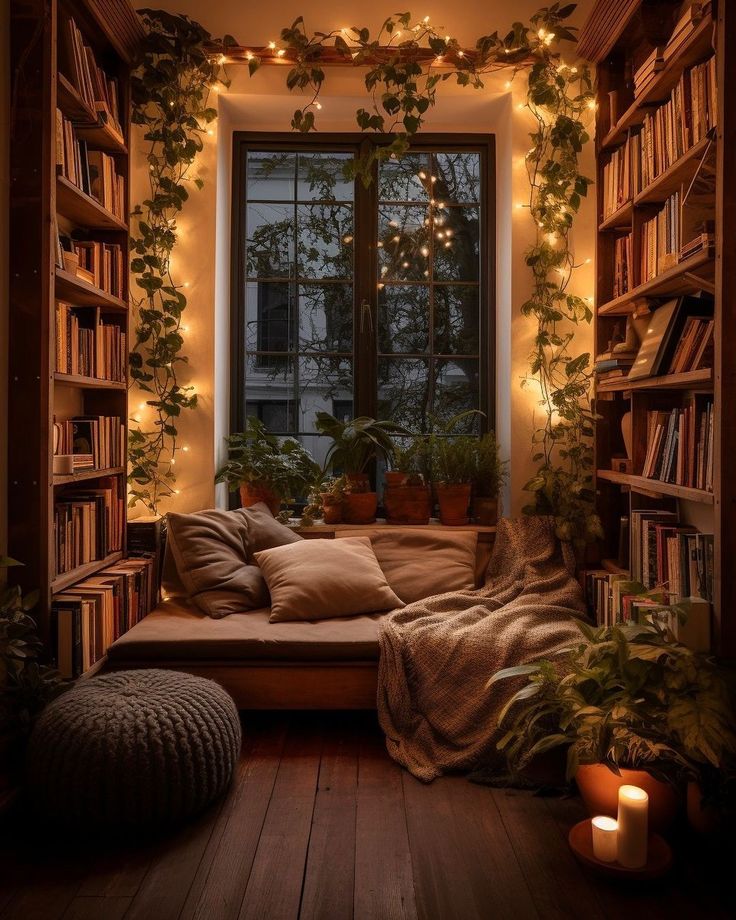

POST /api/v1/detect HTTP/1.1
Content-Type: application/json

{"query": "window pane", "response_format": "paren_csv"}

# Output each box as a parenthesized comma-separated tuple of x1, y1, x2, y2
(246, 203, 294, 278)
(297, 204, 353, 279)
(247, 151, 296, 200)
(378, 206, 430, 282)
(377, 358, 431, 432)
(298, 153, 354, 201)
(434, 358, 480, 427)
(245, 281, 293, 352)
(433, 153, 481, 204)
(434, 285, 479, 355)
(298, 283, 353, 353)
(378, 285, 429, 354)
(433, 207, 479, 282)
(297, 356, 353, 432)
(245, 355, 295, 431)
(379, 153, 431, 202)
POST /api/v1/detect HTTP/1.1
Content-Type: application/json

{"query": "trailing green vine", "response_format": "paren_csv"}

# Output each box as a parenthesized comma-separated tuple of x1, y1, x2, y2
(230, 3, 600, 542)
(127, 10, 235, 513)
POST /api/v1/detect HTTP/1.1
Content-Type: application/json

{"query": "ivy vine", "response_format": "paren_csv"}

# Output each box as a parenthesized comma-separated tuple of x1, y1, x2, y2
(232, 3, 601, 543)
(127, 10, 235, 513)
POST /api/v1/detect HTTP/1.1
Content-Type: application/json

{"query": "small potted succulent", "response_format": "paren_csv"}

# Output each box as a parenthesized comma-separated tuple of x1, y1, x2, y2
(215, 417, 320, 515)
(315, 412, 408, 524)
(301, 475, 347, 527)
(470, 431, 507, 525)
(489, 614, 736, 832)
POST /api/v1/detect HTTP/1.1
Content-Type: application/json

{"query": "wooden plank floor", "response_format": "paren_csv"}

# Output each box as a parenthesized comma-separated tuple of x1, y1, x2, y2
(0, 712, 732, 920)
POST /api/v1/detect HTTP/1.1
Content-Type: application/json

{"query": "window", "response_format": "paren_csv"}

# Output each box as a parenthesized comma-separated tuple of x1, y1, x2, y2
(231, 134, 494, 472)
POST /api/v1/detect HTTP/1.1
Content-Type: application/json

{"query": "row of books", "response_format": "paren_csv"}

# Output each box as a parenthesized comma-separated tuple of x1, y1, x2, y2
(612, 233, 633, 298)
(53, 555, 157, 678)
(630, 509, 714, 600)
(602, 134, 641, 217)
(54, 478, 125, 575)
(53, 415, 126, 471)
(55, 109, 126, 220)
(55, 302, 127, 381)
(634, 2, 711, 96)
(640, 192, 679, 284)
(667, 316, 714, 374)
(59, 14, 124, 142)
(580, 569, 710, 651)
(641, 399, 714, 491)
(73, 240, 125, 298)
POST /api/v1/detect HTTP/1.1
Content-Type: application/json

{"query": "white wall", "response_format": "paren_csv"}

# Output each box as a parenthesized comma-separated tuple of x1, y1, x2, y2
(129, 3, 596, 518)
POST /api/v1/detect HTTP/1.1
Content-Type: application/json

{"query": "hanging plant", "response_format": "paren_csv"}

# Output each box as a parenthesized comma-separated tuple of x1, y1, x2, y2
(226, 4, 599, 543)
(127, 10, 236, 514)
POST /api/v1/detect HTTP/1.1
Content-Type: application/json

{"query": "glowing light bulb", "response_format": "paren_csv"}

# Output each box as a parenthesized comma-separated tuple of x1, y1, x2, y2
(315, 101, 322, 110)
(218, 54, 226, 64)
(444, 241, 452, 248)
(342, 234, 353, 244)
(430, 176, 437, 183)
(457, 50, 464, 58)
(504, 81, 512, 90)
(392, 235, 400, 242)
(418, 170, 427, 180)
(423, 15, 430, 23)
(268, 41, 276, 49)
(587, 98, 598, 111)
(420, 246, 429, 256)
(277, 49, 286, 57)
(182, 445, 190, 452)
(207, 129, 214, 136)
(585, 258, 592, 264)
(402, 261, 409, 268)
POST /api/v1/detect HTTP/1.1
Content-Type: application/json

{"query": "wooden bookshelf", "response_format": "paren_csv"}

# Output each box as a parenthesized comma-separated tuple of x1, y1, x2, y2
(8, 0, 142, 664)
(582, 0, 736, 655)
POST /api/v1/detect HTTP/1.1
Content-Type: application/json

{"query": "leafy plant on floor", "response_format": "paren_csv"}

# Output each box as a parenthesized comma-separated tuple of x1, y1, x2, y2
(489, 614, 736, 785)
(231, 3, 598, 542)
(128, 11, 237, 514)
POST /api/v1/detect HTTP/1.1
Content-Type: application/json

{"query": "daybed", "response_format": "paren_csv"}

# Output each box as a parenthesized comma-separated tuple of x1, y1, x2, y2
(107, 524, 494, 709)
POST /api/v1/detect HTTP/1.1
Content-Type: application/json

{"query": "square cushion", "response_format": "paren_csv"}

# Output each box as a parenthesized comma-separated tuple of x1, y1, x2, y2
(336, 528, 478, 603)
(254, 536, 404, 623)
(166, 503, 302, 618)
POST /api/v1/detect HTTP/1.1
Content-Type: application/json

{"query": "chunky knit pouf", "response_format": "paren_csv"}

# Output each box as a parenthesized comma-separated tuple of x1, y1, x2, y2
(27, 669, 241, 828)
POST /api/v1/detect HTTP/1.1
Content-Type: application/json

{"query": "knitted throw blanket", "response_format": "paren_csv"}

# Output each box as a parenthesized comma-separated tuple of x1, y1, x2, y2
(377, 516, 588, 782)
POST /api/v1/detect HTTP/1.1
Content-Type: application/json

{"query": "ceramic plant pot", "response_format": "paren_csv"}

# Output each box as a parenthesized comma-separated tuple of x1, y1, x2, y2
(343, 492, 377, 524)
(385, 484, 431, 525)
(384, 471, 408, 488)
(321, 496, 343, 525)
(575, 763, 680, 832)
(239, 482, 282, 516)
(471, 496, 498, 526)
(436, 482, 472, 526)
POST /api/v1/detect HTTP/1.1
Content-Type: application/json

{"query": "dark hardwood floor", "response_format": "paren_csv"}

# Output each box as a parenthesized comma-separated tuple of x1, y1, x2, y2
(0, 712, 731, 920)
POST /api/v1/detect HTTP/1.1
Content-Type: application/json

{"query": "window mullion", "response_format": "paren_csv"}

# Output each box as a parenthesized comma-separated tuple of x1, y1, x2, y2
(353, 141, 378, 419)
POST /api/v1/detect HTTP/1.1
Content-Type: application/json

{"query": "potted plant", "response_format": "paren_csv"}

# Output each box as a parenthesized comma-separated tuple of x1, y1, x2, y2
(384, 440, 432, 525)
(315, 412, 408, 525)
(489, 614, 736, 832)
(215, 417, 320, 515)
(1, 557, 67, 810)
(301, 475, 347, 527)
(470, 431, 507, 526)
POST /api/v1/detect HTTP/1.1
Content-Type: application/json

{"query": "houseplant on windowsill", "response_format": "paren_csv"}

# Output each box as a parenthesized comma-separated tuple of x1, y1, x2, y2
(384, 440, 431, 525)
(315, 412, 408, 524)
(470, 431, 508, 526)
(301, 475, 347, 527)
(215, 417, 320, 516)
(489, 614, 736, 832)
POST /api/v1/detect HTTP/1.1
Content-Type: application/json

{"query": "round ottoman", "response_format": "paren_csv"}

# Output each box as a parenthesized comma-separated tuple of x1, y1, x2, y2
(27, 669, 241, 828)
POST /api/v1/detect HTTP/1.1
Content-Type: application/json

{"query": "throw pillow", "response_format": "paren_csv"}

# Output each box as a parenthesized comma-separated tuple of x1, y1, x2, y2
(166, 503, 302, 618)
(336, 529, 478, 603)
(254, 536, 404, 623)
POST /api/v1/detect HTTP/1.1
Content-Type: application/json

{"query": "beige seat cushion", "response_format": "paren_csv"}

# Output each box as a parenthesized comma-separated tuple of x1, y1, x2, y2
(166, 503, 302, 618)
(107, 599, 383, 662)
(336, 528, 478, 603)
(255, 536, 404, 623)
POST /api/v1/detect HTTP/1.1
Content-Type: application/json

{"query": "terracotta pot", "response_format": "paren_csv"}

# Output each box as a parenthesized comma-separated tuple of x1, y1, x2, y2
(343, 492, 377, 524)
(321, 497, 343, 525)
(472, 496, 498, 526)
(436, 482, 472, 526)
(575, 763, 680, 832)
(384, 471, 408, 488)
(686, 781, 720, 835)
(239, 482, 282, 516)
(385, 484, 431, 525)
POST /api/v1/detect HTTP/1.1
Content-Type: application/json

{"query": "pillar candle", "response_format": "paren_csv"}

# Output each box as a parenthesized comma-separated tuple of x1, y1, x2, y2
(617, 784, 648, 868)
(591, 815, 618, 863)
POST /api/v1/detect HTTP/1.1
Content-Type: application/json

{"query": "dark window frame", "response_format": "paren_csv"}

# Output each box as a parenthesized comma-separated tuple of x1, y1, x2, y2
(230, 132, 496, 443)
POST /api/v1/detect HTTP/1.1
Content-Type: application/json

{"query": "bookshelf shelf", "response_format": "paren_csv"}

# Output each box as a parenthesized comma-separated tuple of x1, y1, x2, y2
(596, 469, 714, 504)
(599, 200, 633, 231)
(600, 14, 715, 150)
(53, 466, 126, 486)
(597, 368, 713, 394)
(54, 372, 126, 390)
(634, 135, 714, 206)
(56, 74, 127, 154)
(51, 551, 124, 595)
(55, 268, 127, 310)
(598, 248, 715, 315)
(56, 175, 128, 232)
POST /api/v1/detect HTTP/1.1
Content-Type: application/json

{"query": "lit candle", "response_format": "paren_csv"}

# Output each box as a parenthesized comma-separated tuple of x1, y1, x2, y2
(617, 785, 648, 868)
(591, 815, 618, 863)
